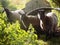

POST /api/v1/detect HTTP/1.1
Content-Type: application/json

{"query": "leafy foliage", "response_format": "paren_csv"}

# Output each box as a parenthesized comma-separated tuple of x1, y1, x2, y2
(47, 0, 60, 7)
(47, 0, 60, 26)
(0, 12, 36, 45)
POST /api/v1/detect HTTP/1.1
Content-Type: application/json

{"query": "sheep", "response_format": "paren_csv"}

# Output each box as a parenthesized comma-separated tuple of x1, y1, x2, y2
(3, 8, 42, 34)
(38, 10, 58, 40)
(3, 7, 60, 39)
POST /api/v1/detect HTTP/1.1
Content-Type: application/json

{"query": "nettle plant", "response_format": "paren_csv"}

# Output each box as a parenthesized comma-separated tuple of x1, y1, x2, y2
(0, 13, 39, 45)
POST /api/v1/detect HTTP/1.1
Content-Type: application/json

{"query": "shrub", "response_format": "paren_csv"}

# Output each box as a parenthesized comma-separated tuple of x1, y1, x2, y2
(0, 13, 38, 45)
(0, 13, 48, 45)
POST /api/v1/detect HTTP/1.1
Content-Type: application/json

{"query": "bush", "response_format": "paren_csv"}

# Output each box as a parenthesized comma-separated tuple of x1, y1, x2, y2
(0, 13, 38, 45)
(0, 12, 48, 45)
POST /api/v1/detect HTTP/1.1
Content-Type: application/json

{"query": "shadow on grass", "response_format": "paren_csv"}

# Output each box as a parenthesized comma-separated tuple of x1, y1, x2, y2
(38, 34, 60, 45)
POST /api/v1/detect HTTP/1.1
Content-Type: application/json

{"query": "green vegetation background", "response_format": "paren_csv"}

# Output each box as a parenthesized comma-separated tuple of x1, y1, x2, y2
(0, 0, 60, 45)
